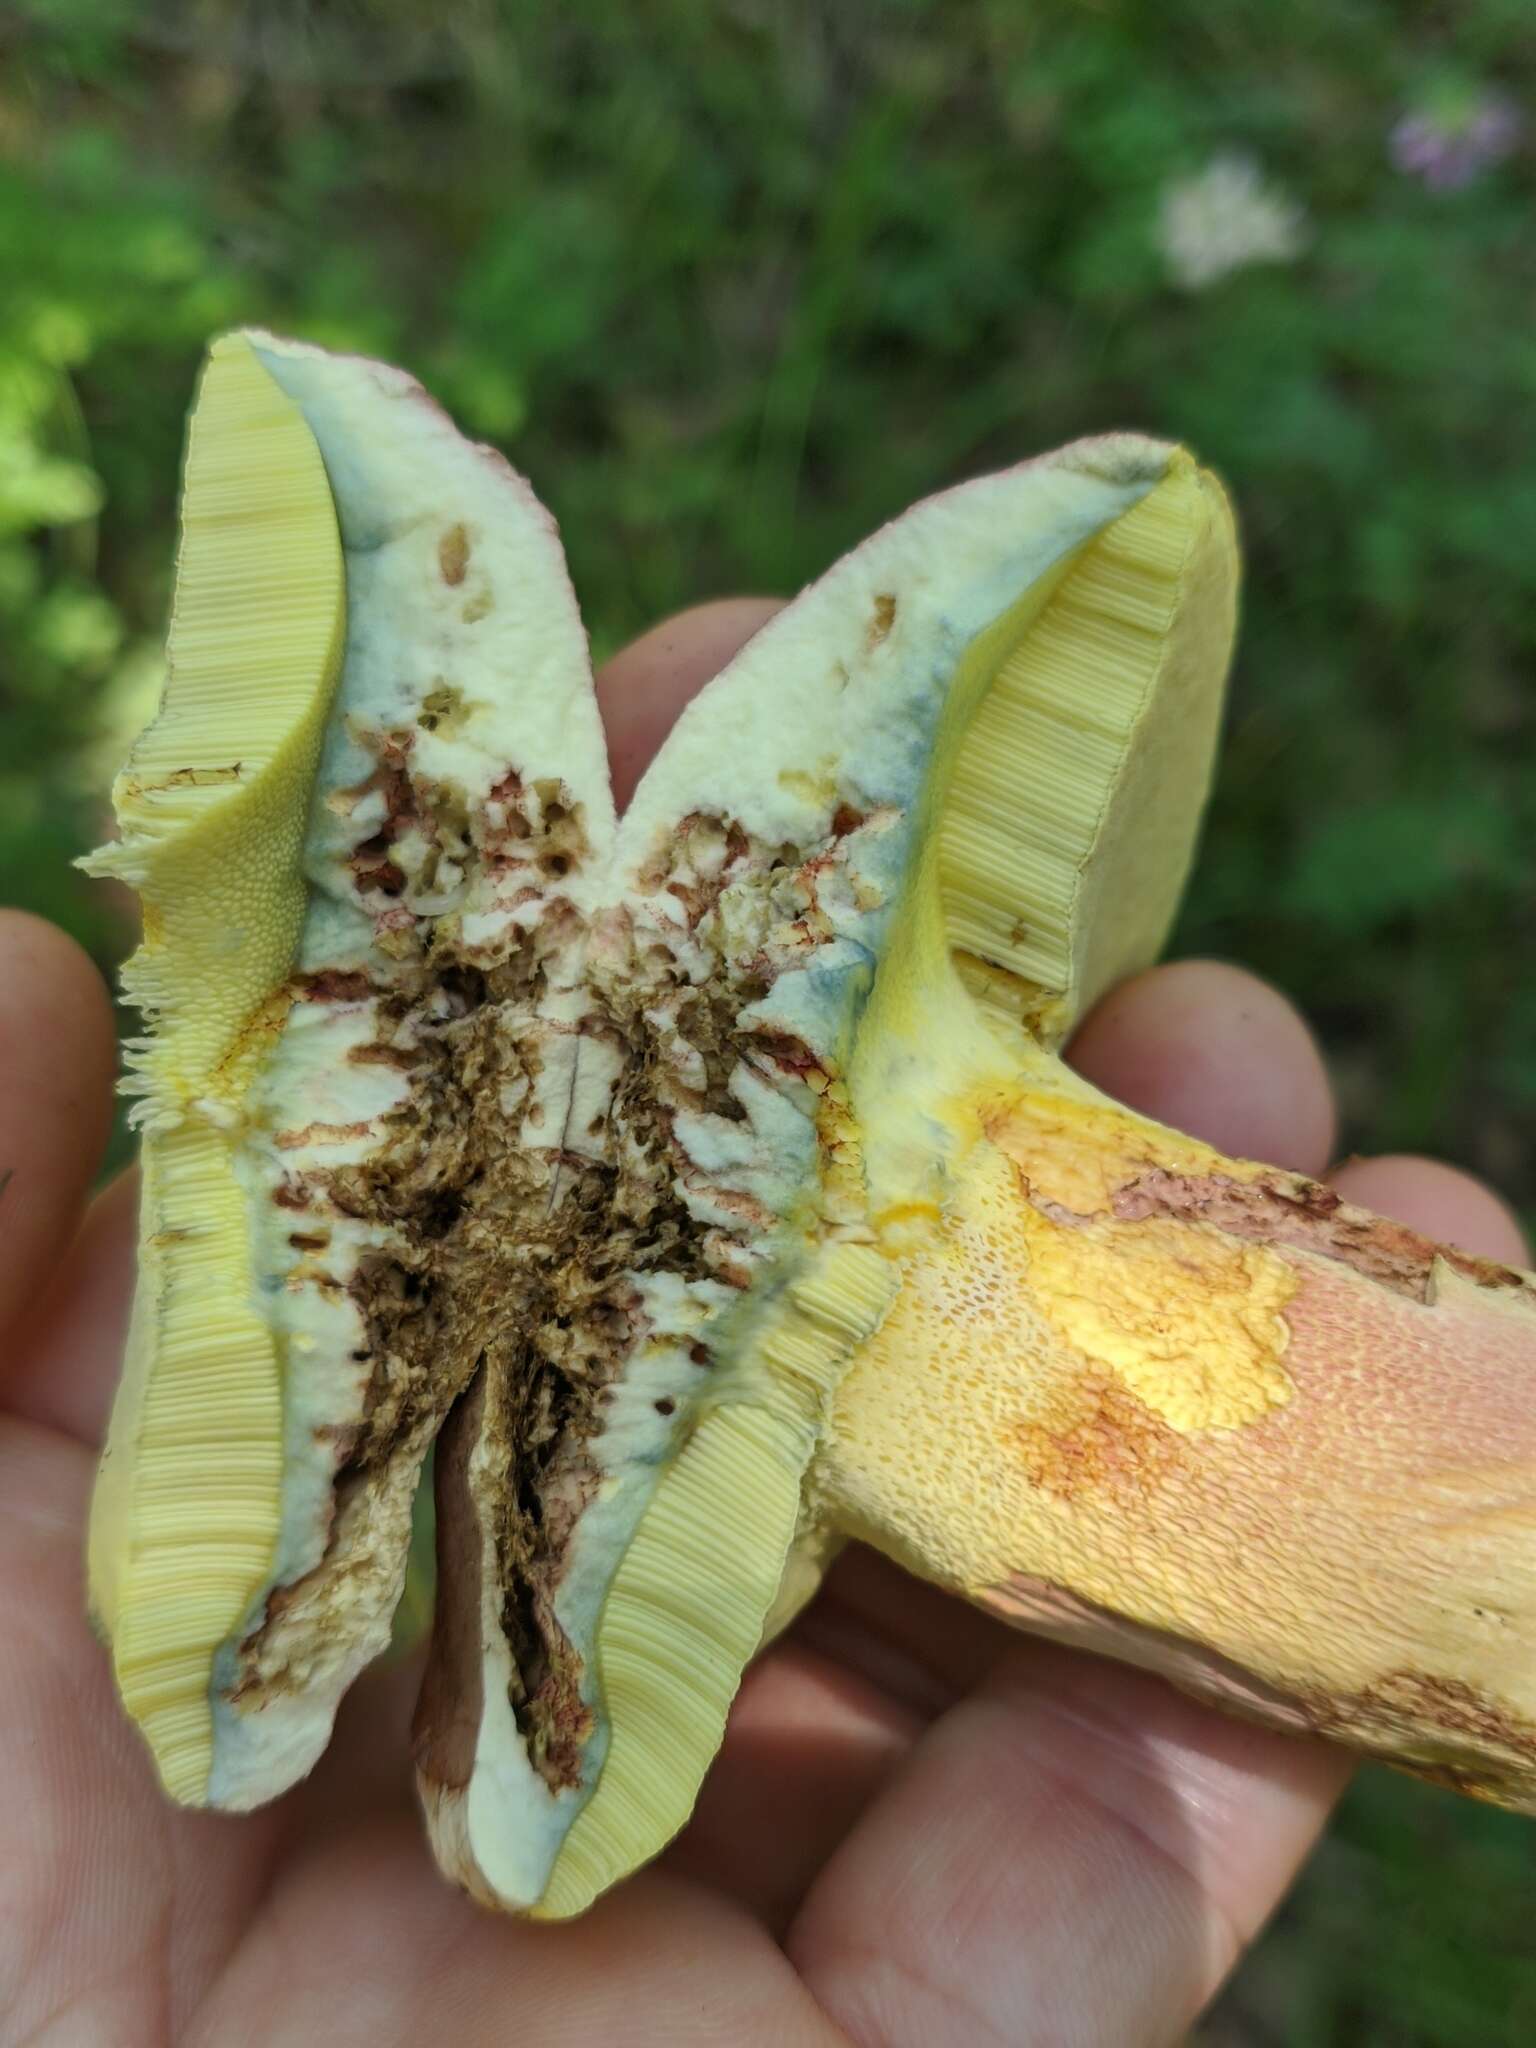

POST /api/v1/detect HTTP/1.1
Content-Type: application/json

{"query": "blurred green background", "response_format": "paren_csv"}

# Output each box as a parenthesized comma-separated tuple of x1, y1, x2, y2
(2, 3, 1533, 2039)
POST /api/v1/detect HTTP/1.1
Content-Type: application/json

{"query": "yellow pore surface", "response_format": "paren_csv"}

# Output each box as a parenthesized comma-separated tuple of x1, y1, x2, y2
(87, 336, 345, 1799)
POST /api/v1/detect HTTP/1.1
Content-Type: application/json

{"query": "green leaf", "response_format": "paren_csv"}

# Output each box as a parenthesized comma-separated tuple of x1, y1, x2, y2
(1282, 796, 1522, 935)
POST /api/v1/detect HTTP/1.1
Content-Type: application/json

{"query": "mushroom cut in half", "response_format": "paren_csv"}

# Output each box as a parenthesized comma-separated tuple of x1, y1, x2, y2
(89, 333, 1536, 1917)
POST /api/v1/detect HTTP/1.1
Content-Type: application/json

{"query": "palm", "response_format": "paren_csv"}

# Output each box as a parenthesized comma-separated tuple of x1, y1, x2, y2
(3, 605, 1525, 2048)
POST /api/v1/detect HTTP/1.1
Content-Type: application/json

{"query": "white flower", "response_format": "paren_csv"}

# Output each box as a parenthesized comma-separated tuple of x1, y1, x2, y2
(1156, 153, 1309, 291)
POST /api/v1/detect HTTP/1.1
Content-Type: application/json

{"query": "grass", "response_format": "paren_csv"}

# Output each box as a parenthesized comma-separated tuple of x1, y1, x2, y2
(3, 4, 1534, 2036)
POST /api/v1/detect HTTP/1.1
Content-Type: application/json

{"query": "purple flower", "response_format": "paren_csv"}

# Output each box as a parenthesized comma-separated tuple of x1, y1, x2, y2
(1390, 91, 1523, 191)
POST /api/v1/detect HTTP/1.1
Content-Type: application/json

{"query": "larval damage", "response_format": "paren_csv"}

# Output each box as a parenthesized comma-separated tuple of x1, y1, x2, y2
(223, 717, 896, 1812)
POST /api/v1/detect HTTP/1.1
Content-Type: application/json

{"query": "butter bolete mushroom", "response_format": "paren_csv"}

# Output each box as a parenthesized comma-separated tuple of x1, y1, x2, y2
(87, 332, 1536, 1918)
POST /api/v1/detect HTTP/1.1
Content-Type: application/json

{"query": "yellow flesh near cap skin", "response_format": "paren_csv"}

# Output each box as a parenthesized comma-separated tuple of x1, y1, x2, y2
(86, 336, 345, 1798)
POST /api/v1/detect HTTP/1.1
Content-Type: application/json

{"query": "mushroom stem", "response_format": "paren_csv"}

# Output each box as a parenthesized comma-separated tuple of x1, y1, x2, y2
(818, 1074, 1536, 1808)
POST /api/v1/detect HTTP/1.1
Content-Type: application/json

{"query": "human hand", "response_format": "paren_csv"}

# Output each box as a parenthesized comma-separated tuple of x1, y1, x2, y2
(3, 599, 1527, 2047)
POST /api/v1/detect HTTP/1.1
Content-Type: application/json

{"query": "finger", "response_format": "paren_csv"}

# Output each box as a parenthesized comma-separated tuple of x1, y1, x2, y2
(595, 597, 785, 809)
(7, 1168, 137, 1442)
(1329, 1152, 1530, 1268)
(665, 1636, 921, 1932)
(191, 1832, 844, 2047)
(0, 1408, 306, 2045)
(788, 1634, 1349, 2048)
(0, 929, 300, 2032)
(0, 912, 116, 1352)
(286, 1639, 427, 1837)
(1067, 957, 1337, 1175)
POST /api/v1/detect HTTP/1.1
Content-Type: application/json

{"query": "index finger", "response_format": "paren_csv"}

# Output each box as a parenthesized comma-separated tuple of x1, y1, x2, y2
(595, 596, 785, 809)
(0, 912, 115, 1356)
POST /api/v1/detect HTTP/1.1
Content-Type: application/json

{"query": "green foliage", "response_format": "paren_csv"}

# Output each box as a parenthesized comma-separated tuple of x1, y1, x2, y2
(3, 3, 1534, 2036)
(1198, 1768, 1536, 2045)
